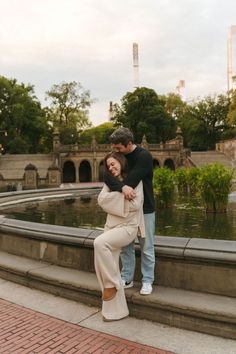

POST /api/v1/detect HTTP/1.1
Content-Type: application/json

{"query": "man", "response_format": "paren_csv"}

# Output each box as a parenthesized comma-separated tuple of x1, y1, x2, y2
(104, 127, 155, 295)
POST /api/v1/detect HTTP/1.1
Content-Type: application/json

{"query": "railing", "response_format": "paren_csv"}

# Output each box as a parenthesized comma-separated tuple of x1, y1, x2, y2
(59, 142, 181, 153)
(59, 144, 112, 153)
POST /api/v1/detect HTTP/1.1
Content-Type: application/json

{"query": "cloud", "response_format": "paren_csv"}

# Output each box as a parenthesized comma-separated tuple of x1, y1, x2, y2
(0, 0, 236, 125)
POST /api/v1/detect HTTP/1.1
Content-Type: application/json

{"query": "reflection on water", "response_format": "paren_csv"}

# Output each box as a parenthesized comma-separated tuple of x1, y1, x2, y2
(157, 195, 235, 240)
(1, 194, 106, 230)
(2, 192, 236, 240)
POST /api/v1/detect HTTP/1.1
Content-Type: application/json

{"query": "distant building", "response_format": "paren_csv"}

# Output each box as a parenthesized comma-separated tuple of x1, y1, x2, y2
(108, 101, 114, 121)
(227, 25, 236, 91)
(133, 42, 139, 88)
(0, 130, 190, 191)
(175, 80, 186, 101)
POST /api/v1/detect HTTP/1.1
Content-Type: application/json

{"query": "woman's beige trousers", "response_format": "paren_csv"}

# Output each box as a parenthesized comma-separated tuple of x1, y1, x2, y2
(94, 226, 137, 320)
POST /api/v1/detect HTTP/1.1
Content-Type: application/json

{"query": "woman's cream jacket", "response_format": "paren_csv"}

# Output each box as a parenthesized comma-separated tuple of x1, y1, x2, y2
(98, 181, 145, 237)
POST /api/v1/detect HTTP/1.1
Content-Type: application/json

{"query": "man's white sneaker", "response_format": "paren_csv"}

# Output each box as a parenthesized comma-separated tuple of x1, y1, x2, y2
(140, 283, 152, 295)
(122, 280, 134, 289)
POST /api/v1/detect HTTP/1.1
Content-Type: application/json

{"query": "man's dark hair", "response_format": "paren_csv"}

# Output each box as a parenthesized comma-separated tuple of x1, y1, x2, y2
(109, 127, 134, 147)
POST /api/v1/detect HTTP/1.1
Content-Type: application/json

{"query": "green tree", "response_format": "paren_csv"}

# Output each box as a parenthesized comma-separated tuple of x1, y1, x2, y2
(161, 92, 187, 120)
(177, 94, 231, 150)
(45, 81, 93, 144)
(80, 122, 116, 144)
(112, 87, 176, 143)
(0, 76, 50, 153)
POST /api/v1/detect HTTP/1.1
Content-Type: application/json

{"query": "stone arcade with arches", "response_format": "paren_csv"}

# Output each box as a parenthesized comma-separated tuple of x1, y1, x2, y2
(0, 129, 191, 190)
(57, 128, 190, 184)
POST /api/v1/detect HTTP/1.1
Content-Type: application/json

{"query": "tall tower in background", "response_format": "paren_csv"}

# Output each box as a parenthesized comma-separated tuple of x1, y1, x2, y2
(176, 80, 186, 100)
(133, 43, 139, 88)
(227, 25, 236, 91)
(108, 101, 114, 121)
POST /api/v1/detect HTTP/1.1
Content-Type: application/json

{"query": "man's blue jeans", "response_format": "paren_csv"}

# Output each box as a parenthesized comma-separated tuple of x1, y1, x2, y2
(120, 212, 156, 284)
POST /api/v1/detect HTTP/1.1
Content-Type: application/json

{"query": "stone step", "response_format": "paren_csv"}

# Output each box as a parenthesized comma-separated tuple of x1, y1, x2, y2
(190, 151, 233, 167)
(0, 251, 236, 340)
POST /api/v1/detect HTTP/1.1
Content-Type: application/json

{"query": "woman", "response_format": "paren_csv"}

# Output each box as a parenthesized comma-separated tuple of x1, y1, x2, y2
(94, 151, 145, 321)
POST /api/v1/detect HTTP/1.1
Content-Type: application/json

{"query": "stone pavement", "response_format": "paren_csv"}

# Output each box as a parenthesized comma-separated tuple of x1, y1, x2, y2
(0, 279, 236, 354)
(0, 298, 170, 354)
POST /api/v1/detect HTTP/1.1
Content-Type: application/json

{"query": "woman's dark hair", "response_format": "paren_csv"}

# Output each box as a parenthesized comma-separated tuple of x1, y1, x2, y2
(104, 152, 128, 179)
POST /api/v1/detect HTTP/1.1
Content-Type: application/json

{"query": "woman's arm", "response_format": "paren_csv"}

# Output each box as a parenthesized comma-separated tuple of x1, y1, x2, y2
(126, 182, 144, 211)
(98, 184, 128, 217)
(98, 182, 143, 216)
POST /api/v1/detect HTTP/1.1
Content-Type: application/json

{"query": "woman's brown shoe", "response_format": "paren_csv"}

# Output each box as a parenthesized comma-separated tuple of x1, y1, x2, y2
(102, 287, 117, 301)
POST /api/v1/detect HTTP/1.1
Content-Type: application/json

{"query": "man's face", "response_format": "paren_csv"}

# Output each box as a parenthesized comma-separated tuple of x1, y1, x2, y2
(111, 142, 132, 154)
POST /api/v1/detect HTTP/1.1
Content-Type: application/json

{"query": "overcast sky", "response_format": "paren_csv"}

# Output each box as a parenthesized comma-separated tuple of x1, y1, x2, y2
(1, 0, 236, 126)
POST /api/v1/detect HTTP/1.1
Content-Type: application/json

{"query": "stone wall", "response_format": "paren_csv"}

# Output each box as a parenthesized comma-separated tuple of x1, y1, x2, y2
(1, 187, 236, 299)
(0, 216, 236, 298)
(0, 154, 54, 191)
(216, 138, 236, 161)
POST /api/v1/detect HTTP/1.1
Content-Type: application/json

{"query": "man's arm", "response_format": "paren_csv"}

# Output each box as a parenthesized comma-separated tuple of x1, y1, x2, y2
(103, 171, 124, 192)
(103, 148, 153, 199)
(103, 171, 136, 200)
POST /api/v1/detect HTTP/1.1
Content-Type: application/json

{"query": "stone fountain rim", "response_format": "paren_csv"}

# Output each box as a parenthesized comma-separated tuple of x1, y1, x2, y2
(0, 187, 236, 264)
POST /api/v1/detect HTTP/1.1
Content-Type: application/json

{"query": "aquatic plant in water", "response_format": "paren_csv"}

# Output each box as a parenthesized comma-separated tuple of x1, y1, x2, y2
(153, 167, 175, 208)
(197, 163, 234, 213)
(174, 167, 189, 194)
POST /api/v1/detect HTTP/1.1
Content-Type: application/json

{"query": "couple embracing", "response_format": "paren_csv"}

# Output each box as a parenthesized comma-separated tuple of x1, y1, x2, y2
(94, 127, 155, 321)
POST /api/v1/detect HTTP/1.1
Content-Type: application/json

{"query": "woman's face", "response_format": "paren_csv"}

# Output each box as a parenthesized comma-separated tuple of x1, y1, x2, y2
(106, 157, 121, 177)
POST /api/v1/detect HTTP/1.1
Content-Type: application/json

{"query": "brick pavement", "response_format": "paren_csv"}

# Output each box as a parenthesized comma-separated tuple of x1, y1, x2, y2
(0, 298, 174, 354)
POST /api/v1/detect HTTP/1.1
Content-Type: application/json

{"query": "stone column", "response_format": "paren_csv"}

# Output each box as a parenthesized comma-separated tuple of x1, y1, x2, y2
(48, 165, 61, 187)
(91, 135, 98, 182)
(141, 135, 149, 150)
(0, 173, 5, 192)
(24, 164, 38, 190)
(53, 128, 61, 168)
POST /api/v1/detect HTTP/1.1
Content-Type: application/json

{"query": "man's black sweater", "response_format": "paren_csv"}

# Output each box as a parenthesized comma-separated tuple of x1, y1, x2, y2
(104, 146, 155, 214)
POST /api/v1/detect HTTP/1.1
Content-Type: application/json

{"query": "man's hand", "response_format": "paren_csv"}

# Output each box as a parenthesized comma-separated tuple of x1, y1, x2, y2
(122, 185, 136, 200)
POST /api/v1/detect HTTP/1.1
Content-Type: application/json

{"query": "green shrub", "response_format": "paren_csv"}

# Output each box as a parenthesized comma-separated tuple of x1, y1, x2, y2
(174, 167, 188, 194)
(153, 167, 175, 208)
(197, 163, 233, 213)
(186, 167, 201, 195)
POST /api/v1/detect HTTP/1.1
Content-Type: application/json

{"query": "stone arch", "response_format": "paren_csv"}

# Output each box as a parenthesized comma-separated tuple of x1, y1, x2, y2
(63, 160, 76, 183)
(98, 160, 105, 182)
(25, 163, 37, 171)
(153, 159, 160, 169)
(164, 158, 175, 170)
(79, 160, 91, 182)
